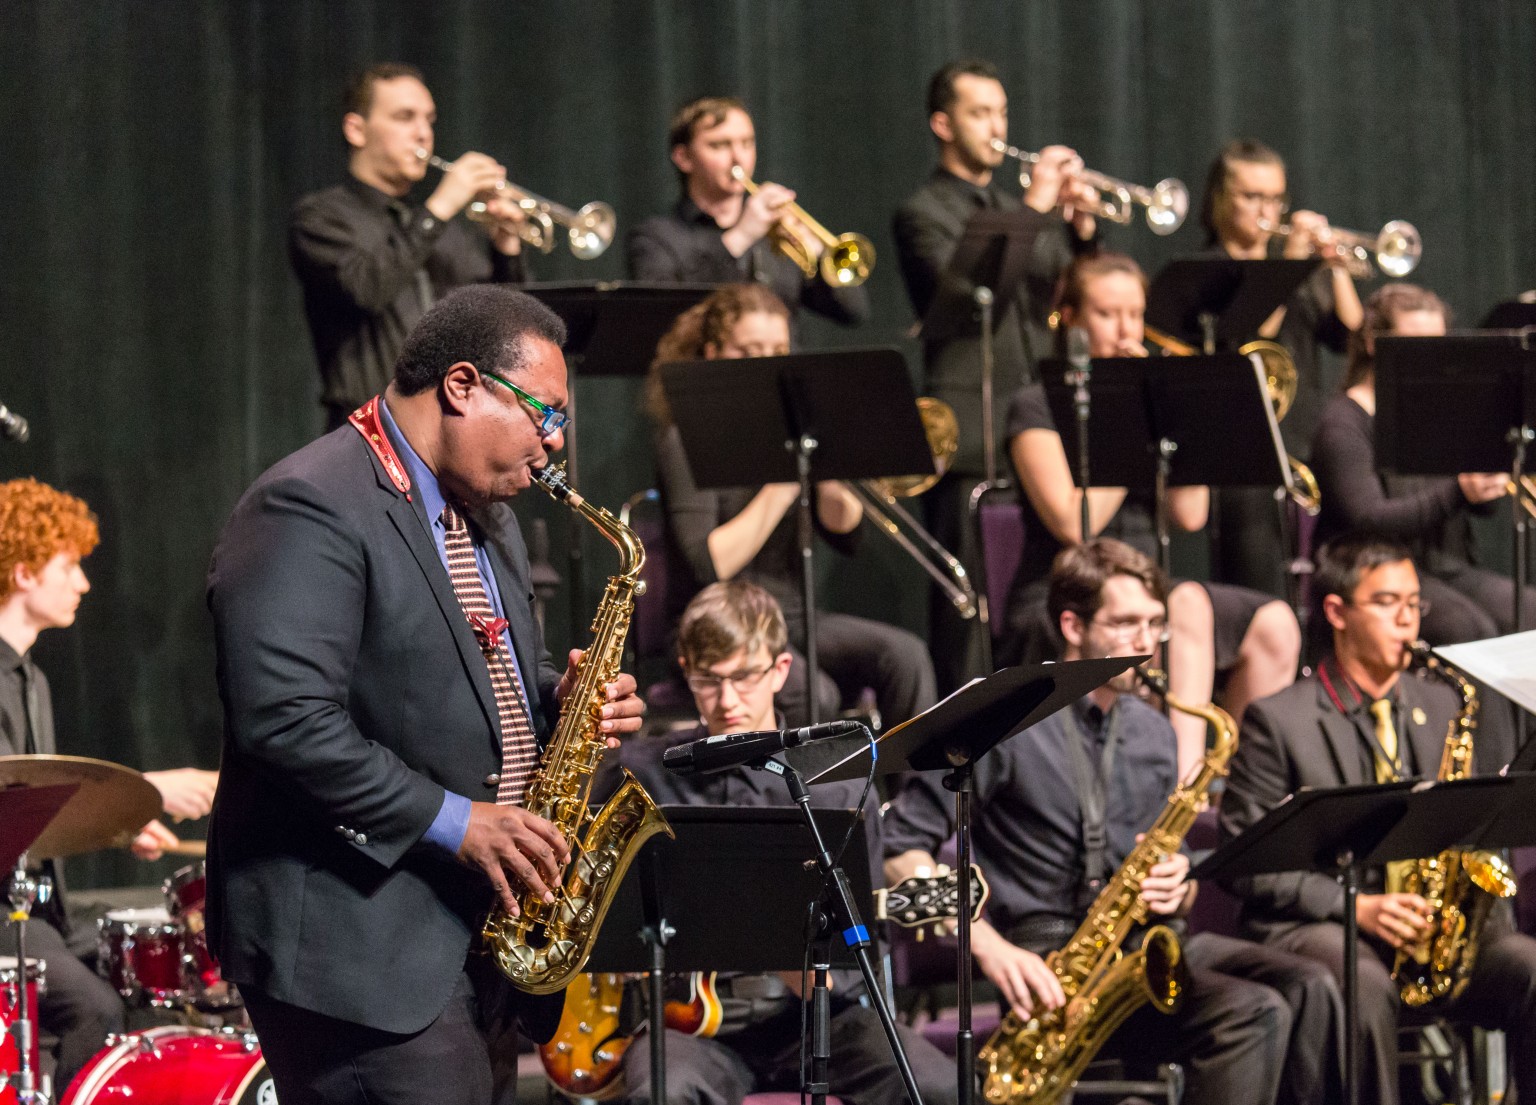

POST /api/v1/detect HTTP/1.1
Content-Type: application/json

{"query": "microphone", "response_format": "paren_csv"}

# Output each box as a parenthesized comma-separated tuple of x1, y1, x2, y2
(1065, 326, 1092, 382)
(662, 719, 866, 776)
(0, 402, 29, 443)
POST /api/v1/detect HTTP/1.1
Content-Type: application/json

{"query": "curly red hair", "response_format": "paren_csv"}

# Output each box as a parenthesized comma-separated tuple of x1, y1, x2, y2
(0, 479, 100, 601)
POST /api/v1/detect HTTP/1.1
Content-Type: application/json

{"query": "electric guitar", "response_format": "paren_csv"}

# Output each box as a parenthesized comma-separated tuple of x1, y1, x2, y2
(538, 865, 988, 1097)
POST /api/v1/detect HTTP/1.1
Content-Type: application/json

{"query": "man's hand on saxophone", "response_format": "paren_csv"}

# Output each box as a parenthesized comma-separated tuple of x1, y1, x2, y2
(1357, 893, 1434, 950)
(1138, 847, 1194, 916)
(554, 647, 649, 746)
(970, 919, 1067, 1018)
(459, 805, 572, 918)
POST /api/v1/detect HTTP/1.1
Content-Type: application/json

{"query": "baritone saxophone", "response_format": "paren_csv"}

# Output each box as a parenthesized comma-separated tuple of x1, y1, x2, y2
(481, 463, 673, 994)
(978, 669, 1235, 1105)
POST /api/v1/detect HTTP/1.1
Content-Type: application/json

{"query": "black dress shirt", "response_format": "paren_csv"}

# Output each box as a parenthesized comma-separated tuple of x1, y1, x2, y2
(882, 693, 1180, 939)
(626, 195, 869, 327)
(0, 638, 51, 757)
(289, 175, 527, 419)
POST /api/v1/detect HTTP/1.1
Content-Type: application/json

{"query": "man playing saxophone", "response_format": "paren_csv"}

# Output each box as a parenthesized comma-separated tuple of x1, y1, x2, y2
(206, 286, 648, 1105)
(884, 539, 1339, 1105)
(1220, 533, 1536, 1105)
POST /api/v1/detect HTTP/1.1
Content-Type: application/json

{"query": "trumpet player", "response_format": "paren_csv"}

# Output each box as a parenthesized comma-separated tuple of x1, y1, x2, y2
(885, 539, 1341, 1105)
(626, 95, 869, 327)
(1002, 253, 1301, 778)
(1199, 140, 1364, 599)
(290, 63, 531, 431)
(1220, 534, 1536, 1105)
(892, 59, 1099, 691)
(1312, 283, 1529, 645)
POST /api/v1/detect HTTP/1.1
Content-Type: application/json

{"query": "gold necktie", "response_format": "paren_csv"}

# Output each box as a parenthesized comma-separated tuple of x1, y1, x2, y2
(1370, 698, 1409, 892)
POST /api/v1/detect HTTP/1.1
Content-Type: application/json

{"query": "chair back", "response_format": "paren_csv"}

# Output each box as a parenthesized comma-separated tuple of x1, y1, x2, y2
(1185, 807, 1243, 939)
(969, 481, 1023, 663)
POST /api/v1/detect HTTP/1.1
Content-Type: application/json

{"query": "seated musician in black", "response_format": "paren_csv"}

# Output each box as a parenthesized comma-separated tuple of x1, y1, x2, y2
(886, 538, 1344, 1105)
(611, 579, 957, 1105)
(1001, 252, 1301, 776)
(645, 282, 936, 729)
(1219, 534, 1536, 1105)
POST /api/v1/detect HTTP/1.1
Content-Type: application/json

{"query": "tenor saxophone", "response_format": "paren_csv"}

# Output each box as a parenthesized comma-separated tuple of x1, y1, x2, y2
(1391, 642, 1516, 1007)
(481, 463, 674, 994)
(978, 670, 1236, 1105)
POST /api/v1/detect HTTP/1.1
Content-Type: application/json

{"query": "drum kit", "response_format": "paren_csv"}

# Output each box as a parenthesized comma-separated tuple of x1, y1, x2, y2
(0, 755, 273, 1105)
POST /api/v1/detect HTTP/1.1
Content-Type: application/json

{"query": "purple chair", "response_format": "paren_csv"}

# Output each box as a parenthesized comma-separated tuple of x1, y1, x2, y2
(1185, 807, 1243, 939)
(1516, 846, 1536, 935)
(968, 481, 1023, 669)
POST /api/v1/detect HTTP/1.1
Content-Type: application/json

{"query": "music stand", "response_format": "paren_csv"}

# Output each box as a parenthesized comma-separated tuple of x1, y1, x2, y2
(1194, 773, 1536, 1105)
(1146, 257, 1320, 353)
(1039, 352, 1288, 578)
(586, 806, 900, 1105)
(523, 281, 715, 640)
(920, 208, 1053, 485)
(659, 349, 933, 722)
(1375, 331, 1536, 630)
(808, 655, 1143, 1105)
(1480, 298, 1536, 331)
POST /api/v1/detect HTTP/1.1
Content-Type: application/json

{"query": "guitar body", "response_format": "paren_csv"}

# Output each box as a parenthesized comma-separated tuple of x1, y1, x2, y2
(539, 973, 631, 1100)
(664, 971, 723, 1037)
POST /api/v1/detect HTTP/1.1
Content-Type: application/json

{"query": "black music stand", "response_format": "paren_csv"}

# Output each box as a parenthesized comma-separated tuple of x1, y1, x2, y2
(1038, 352, 1288, 579)
(523, 281, 715, 639)
(1480, 298, 1536, 331)
(1193, 773, 1536, 1105)
(921, 208, 1053, 485)
(1147, 257, 1320, 353)
(809, 655, 1144, 1105)
(1375, 331, 1536, 630)
(658, 348, 933, 722)
(586, 806, 900, 1105)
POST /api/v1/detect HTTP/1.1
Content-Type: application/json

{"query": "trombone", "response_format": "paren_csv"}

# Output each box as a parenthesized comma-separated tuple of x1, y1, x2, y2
(417, 150, 616, 259)
(846, 398, 978, 619)
(1146, 327, 1322, 515)
(730, 166, 875, 287)
(991, 140, 1189, 236)
(1256, 217, 1421, 279)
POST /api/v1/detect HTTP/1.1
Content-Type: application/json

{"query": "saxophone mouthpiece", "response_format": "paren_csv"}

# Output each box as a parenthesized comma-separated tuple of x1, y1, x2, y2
(1406, 639, 1432, 666)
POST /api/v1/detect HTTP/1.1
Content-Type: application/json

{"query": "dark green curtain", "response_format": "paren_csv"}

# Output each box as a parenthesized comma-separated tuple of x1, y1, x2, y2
(2, 1, 1533, 886)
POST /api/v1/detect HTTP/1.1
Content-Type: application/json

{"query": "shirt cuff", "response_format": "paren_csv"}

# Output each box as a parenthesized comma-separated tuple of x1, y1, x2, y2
(421, 790, 473, 855)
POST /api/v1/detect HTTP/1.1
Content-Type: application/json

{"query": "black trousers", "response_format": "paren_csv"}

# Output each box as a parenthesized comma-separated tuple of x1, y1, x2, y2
(1097, 956, 1290, 1105)
(778, 611, 937, 730)
(6, 916, 124, 1093)
(243, 964, 528, 1105)
(621, 1004, 959, 1105)
(1271, 915, 1536, 1105)
(1186, 931, 1345, 1105)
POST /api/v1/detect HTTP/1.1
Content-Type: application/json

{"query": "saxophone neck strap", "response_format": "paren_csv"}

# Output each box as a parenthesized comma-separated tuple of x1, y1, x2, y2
(1061, 697, 1124, 903)
(349, 395, 412, 495)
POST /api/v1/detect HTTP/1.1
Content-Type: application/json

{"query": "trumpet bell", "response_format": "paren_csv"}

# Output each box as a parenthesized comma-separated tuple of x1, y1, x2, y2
(1146, 179, 1190, 236)
(821, 233, 876, 288)
(567, 202, 617, 260)
(1376, 220, 1422, 278)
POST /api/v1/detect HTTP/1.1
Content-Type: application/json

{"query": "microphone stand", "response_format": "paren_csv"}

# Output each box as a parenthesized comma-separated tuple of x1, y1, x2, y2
(977, 287, 997, 485)
(6, 854, 53, 1105)
(1065, 329, 1093, 543)
(758, 751, 925, 1105)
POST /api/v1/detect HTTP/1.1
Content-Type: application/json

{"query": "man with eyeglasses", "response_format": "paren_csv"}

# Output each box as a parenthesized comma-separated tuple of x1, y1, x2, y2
(1197, 139, 1364, 600)
(606, 578, 959, 1105)
(207, 285, 646, 1105)
(885, 538, 1343, 1105)
(1219, 533, 1536, 1105)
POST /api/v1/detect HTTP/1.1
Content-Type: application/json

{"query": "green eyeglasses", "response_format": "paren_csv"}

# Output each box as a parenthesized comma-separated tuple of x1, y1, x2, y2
(481, 369, 571, 439)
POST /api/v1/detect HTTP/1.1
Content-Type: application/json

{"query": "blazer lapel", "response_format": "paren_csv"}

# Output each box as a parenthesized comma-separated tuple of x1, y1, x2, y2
(1315, 680, 1366, 786)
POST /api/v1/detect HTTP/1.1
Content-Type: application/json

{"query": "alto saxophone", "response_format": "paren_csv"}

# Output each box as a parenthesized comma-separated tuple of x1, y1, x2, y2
(978, 670, 1236, 1105)
(1391, 642, 1516, 1007)
(482, 463, 674, 994)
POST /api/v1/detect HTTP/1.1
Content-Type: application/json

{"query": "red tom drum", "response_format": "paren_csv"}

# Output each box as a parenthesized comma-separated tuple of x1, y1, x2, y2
(61, 1026, 274, 1105)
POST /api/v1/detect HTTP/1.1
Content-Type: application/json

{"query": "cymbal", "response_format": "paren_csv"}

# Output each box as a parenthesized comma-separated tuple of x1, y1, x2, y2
(0, 755, 162, 859)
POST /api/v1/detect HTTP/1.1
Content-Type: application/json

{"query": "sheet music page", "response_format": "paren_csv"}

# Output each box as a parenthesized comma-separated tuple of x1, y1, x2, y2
(1434, 630, 1536, 714)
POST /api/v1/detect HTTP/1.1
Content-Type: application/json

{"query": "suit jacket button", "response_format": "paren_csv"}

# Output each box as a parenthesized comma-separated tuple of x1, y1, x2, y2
(355, 833, 368, 845)
(485, 774, 501, 787)
(335, 825, 346, 835)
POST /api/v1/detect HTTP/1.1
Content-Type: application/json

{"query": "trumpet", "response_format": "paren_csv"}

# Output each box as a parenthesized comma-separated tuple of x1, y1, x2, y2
(1256, 217, 1421, 279)
(1146, 327, 1321, 515)
(845, 397, 978, 619)
(990, 140, 1188, 236)
(417, 149, 616, 259)
(730, 166, 874, 287)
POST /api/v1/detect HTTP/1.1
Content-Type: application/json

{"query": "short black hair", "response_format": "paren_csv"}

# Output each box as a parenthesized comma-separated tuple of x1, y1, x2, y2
(393, 286, 567, 396)
(1313, 533, 1415, 608)
(343, 62, 426, 117)
(926, 59, 1002, 117)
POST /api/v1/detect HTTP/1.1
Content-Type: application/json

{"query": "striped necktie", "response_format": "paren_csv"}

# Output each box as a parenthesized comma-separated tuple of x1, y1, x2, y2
(441, 503, 539, 804)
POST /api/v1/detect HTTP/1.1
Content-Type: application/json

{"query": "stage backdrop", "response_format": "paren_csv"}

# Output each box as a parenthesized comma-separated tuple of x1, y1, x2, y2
(2, 0, 1533, 887)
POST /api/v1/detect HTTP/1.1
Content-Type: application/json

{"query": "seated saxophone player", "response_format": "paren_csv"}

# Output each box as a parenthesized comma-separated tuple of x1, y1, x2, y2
(1312, 282, 1527, 646)
(885, 539, 1343, 1105)
(599, 580, 958, 1105)
(626, 95, 869, 329)
(1219, 533, 1536, 1105)
(645, 283, 937, 729)
(892, 58, 1099, 691)
(1002, 253, 1301, 777)
(206, 286, 648, 1105)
